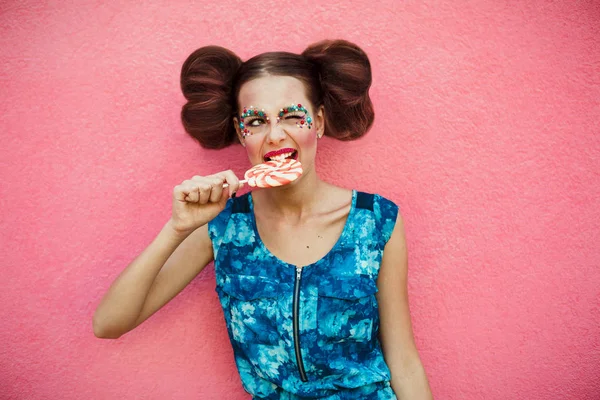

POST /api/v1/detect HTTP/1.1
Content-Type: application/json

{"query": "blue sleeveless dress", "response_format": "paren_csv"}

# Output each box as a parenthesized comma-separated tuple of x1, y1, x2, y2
(208, 190, 399, 399)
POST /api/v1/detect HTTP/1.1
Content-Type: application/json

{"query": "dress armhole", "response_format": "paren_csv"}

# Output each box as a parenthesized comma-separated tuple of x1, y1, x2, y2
(373, 194, 400, 246)
(207, 199, 234, 259)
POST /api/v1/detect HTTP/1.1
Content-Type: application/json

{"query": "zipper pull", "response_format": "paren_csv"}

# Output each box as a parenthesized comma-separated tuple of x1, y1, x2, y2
(296, 267, 302, 280)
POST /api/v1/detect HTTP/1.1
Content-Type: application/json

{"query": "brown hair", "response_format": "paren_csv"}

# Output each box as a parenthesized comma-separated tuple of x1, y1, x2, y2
(180, 39, 374, 149)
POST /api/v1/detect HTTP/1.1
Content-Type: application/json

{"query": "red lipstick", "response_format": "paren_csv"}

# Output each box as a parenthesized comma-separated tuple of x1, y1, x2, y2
(263, 148, 297, 161)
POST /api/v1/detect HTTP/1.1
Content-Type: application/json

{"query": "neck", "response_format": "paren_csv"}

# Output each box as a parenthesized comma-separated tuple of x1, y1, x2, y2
(251, 167, 324, 220)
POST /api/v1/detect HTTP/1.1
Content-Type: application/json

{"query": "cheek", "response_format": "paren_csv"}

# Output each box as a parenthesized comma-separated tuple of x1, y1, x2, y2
(243, 141, 263, 161)
(294, 129, 318, 149)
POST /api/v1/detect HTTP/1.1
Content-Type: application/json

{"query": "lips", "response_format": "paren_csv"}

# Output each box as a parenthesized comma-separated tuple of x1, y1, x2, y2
(263, 148, 298, 162)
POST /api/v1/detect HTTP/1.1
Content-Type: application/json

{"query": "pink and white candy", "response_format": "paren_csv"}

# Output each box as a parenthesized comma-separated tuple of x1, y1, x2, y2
(222, 159, 303, 189)
(244, 159, 303, 188)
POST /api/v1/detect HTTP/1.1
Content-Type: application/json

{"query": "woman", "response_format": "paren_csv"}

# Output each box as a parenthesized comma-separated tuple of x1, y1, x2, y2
(93, 39, 433, 399)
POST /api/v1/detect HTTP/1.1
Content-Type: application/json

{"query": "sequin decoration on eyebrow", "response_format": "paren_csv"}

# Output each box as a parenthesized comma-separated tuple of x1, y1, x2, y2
(277, 103, 313, 129)
(239, 106, 270, 138)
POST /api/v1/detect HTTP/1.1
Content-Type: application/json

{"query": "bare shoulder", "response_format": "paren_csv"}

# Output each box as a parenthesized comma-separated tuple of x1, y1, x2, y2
(319, 183, 353, 213)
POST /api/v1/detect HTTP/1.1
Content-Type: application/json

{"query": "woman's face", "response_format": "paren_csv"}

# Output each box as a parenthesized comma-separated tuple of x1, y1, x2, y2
(235, 75, 324, 175)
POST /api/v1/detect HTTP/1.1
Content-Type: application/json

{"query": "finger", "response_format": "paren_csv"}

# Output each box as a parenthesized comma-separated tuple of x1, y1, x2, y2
(208, 177, 224, 203)
(198, 182, 212, 204)
(175, 180, 196, 202)
(174, 184, 188, 202)
(177, 180, 197, 202)
(186, 176, 207, 202)
(186, 185, 200, 202)
(219, 170, 241, 197)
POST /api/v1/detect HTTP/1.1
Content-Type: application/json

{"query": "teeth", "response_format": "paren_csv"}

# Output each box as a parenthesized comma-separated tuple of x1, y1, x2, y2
(268, 152, 293, 161)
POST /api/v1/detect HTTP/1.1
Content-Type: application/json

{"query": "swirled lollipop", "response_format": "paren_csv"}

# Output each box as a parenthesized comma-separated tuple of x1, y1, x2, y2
(223, 159, 303, 188)
(244, 159, 303, 188)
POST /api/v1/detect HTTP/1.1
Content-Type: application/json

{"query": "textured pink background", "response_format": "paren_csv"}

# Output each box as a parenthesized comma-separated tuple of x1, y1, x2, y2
(1, 1, 599, 399)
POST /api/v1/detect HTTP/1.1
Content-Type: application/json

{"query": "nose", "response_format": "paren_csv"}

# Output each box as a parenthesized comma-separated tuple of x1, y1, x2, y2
(266, 120, 287, 145)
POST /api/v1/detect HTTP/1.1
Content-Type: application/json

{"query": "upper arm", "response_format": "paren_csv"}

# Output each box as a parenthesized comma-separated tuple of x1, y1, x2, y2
(133, 224, 214, 328)
(377, 212, 422, 373)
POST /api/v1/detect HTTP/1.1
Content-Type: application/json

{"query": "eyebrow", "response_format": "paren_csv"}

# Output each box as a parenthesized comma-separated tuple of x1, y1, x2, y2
(239, 103, 309, 118)
(239, 107, 268, 119)
(277, 103, 309, 117)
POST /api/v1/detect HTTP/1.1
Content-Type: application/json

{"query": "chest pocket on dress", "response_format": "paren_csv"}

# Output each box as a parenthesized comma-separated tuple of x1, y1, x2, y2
(317, 275, 379, 343)
(220, 274, 288, 346)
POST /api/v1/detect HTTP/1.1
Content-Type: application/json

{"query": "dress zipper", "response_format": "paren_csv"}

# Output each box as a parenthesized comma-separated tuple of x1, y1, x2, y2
(293, 266, 308, 382)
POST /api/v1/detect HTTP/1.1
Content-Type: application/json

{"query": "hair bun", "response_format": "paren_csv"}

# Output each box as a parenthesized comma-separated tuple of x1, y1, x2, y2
(180, 46, 242, 149)
(303, 40, 374, 140)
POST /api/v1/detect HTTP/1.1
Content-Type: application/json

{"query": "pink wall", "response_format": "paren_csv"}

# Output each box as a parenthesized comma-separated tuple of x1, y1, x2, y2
(1, 1, 599, 399)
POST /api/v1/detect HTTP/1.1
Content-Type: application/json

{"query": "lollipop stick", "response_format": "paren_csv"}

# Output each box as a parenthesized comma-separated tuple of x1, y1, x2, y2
(223, 179, 247, 188)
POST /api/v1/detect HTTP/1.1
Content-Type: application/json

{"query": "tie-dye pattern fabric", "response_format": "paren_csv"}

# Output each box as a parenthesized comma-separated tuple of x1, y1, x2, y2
(208, 190, 399, 399)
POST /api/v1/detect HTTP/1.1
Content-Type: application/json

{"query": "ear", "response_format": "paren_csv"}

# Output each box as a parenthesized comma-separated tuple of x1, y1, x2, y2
(233, 117, 246, 147)
(315, 105, 325, 138)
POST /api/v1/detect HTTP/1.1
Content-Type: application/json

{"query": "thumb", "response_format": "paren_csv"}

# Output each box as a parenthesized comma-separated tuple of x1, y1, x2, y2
(219, 187, 232, 205)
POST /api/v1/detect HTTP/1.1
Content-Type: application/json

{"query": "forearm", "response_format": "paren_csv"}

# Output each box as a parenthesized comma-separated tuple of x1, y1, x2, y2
(390, 359, 433, 400)
(92, 220, 190, 337)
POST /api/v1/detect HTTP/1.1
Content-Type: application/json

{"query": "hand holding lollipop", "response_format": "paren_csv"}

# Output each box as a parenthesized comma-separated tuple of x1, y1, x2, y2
(172, 159, 302, 234)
